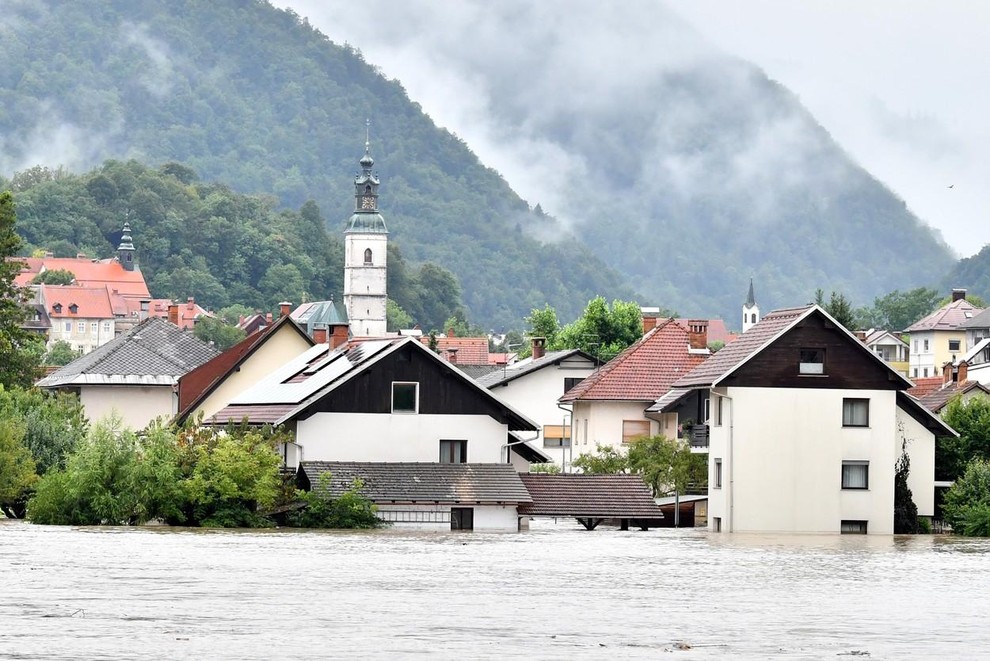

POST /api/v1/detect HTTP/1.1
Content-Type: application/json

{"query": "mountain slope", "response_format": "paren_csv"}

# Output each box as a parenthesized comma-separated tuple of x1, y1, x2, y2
(0, 0, 632, 328)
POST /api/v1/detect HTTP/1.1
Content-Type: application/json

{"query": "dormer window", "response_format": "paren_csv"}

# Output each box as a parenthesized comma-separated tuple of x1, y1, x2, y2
(799, 348, 825, 375)
(69, 303, 79, 315)
(52, 303, 62, 313)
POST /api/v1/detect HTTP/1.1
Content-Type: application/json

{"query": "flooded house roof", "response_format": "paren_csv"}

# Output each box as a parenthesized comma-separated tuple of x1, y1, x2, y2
(518, 474, 663, 519)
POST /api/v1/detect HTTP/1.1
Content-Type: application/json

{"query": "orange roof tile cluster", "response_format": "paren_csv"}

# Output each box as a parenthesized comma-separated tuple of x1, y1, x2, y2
(906, 377, 945, 400)
(124, 297, 210, 330)
(14, 256, 150, 298)
(673, 318, 737, 345)
(419, 335, 491, 366)
(560, 319, 709, 402)
(41, 285, 114, 319)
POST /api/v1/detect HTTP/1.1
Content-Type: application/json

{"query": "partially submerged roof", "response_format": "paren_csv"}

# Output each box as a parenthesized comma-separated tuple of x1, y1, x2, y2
(37, 317, 219, 387)
(298, 462, 532, 504)
(175, 315, 313, 424)
(905, 298, 984, 333)
(476, 349, 595, 389)
(518, 474, 663, 519)
(560, 320, 708, 403)
(673, 305, 913, 390)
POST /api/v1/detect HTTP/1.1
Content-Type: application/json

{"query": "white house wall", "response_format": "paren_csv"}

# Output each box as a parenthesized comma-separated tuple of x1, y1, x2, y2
(79, 385, 175, 431)
(895, 407, 936, 518)
(377, 504, 518, 531)
(708, 387, 905, 534)
(571, 400, 673, 460)
(295, 412, 508, 464)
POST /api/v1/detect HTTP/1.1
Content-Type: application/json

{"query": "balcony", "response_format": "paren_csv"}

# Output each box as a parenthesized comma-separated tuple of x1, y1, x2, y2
(688, 424, 709, 451)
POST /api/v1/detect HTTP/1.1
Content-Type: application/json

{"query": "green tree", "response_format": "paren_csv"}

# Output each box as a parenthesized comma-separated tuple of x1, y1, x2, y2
(856, 287, 942, 332)
(0, 419, 38, 517)
(627, 434, 707, 498)
(217, 304, 254, 326)
(814, 288, 857, 330)
(525, 304, 561, 348)
(893, 430, 920, 534)
(289, 472, 383, 529)
(43, 340, 81, 366)
(386, 298, 413, 332)
(0, 192, 43, 388)
(935, 293, 988, 309)
(31, 268, 75, 285)
(0, 386, 88, 475)
(193, 316, 247, 351)
(556, 297, 642, 359)
(939, 396, 990, 482)
(572, 443, 627, 474)
(943, 458, 990, 536)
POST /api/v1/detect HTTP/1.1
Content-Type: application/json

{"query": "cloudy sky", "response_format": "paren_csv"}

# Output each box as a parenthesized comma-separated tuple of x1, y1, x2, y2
(277, 0, 989, 257)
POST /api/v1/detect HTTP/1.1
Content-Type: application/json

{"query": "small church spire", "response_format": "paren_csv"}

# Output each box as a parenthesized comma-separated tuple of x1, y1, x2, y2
(117, 221, 135, 272)
(742, 277, 760, 333)
(745, 278, 756, 308)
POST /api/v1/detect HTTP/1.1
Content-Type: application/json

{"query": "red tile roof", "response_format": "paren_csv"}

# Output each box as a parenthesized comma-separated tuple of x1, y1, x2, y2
(905, 298, 984, 333)
(16, 257, 150, 298)
(419, 335, 491, 366)
(906, 377, 945, 400)
(41, 285, 114, 318)
(560, 319, 708, 402)
(673, 318, 737, 345)
(518, 474, 663, 518)
(910, 379, 990, 413)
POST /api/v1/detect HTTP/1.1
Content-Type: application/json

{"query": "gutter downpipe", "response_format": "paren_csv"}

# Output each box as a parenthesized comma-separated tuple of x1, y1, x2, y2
(501, 431, 540, 465)
(557, 402, 574, 473)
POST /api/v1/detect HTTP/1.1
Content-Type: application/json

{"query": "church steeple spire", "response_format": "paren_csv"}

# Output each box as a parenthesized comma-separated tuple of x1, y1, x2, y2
(354, 118, 381, 215)
(117, 221, 135, 272)
(742, 277, 760, 333)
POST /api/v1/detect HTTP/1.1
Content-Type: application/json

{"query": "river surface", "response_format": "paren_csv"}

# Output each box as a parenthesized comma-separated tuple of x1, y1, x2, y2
(1, 519, 989, 660)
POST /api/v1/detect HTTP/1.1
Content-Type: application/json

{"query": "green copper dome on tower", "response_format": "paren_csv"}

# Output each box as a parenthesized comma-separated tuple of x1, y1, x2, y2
(346, 124, 388, 234)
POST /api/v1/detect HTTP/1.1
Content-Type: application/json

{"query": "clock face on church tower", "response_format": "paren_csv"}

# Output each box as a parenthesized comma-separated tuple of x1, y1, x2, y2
(361, 196, 375, 210)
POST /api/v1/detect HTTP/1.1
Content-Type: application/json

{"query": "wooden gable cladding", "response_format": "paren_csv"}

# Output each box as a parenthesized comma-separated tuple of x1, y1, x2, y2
(300, 342, 521, 424)
(722, 312, 902, 390)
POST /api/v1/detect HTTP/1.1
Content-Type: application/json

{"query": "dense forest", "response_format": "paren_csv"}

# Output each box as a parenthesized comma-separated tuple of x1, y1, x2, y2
(0, 0, 965, 327)
(943, 245, 990, 303)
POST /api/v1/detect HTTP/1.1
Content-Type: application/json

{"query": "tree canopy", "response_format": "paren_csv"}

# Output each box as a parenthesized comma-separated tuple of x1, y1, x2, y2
(525, 296, 650, 360)
(0, 192, 44, 388)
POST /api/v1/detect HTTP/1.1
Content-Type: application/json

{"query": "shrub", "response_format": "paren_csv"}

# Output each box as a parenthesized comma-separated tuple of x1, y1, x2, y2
(943, 458, 990, 536)
(289, 473, 383, 529)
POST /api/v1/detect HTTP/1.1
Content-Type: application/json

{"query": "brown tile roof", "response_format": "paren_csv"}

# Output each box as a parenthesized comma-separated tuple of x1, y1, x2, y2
(42, 285, 113, 318)
(127, 298, 210, 330)
(906, 377, 945, 399)
(905, 298, 984, 333)
(673, 318, 737, 345)
(175, 316, 313, 423)
(419, 335, 491, 365)
(299, 462, 532, 504)
(914, 380, 990, 413)
(209, 403, 297, 425)
(17, 257, 150, 298)
(673, 306, 813, 389)
(517, 474, 663, 518)
(560, 320, 708, 402)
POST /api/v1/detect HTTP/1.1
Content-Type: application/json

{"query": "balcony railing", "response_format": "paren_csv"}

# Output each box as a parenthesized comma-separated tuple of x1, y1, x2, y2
(689, 424, 709, 449)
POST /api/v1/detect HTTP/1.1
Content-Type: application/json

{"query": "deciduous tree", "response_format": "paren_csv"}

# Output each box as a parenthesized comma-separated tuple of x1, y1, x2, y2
(0, 192, 43, 387)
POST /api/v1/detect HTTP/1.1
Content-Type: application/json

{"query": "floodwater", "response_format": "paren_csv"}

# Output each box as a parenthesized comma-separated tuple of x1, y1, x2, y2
(1, 520, 989, 660)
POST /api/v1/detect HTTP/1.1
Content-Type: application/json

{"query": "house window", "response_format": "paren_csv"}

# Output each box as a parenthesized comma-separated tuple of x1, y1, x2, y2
(913, 368, 918, 377)
(364, 248, 373, 265)
(563, 377, 583, 393)
(715, 396, 723, 427)
(64, 322, 71, 332)
(949, 339, 961, 352)
(923, 339, 929, 352)
(543, 425, 570, 448)
(841, 520, 868, 534)
(842, 398, 869, 427)
(704, 397, 711, 423)
(714, 458, 723, 489)
(439, 439, 467, 463)
(450, 507, 474, 531)
(77, 322, 85, 333)
(583, 419, 588, 445)
(103, 322, 111, 332)
(90, 322, 98, 333)
(622, 419, 651, 444)
(799, 348, 825, 374)
(391, 382, 418, 413)
(923, 368, 929, 377)
(712, 517, 722, 532)
(841, 461, 869, 489)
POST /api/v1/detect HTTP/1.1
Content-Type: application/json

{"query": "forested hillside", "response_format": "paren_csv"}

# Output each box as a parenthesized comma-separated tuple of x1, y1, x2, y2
(0, 0, 957, 326)
(0, 0, 631, 329)
(943, 245, 990, 303)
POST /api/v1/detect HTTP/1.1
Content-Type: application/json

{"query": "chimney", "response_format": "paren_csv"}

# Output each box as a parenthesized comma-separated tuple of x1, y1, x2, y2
(279, 301, 292, 318)
(959, 360, 969, 383)
(943, 362, 955, 385)
(187, 296, 195, 309)
(330, 323, 349, 349)
(854, 330, 867, 343)
(167, 303, 179, 326)
(531, 336, 547, 360)
(952, 288, 967, 302)
(687, 319, 709, 350)
(139, 299, 150, 321)
(447, 327, 455, 338)
(312, 327, 328, 344)
(447, 347, 459, 364)
(265, 312, 273, 325)
(642, 316, 659, 334)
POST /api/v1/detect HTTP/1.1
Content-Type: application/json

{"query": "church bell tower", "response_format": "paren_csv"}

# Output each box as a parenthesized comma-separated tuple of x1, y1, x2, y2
(343, 123, 388, 337)
(742, 277, 760, 333)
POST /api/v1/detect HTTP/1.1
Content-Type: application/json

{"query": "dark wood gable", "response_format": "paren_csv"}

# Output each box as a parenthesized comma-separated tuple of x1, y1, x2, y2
(722, 311, 903, 390)
(298, 342, 529, 426)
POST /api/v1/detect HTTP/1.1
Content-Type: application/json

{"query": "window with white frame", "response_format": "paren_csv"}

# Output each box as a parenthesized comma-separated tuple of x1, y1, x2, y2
(842, 398, 869, 427)
(715, 396, 723, 426)
(949, 339, 961, 352)
(103, 322, 111, 332)
(76, 322, 85, 333)
(64, 322, 71, 332)
(439, 439, 467, 463)
(90, 322, 98, 333)
(923, 339, 929, 351)
(841, 461, 869, 489)
(714, 458, 722, 489)
(391, 382, 418, 413)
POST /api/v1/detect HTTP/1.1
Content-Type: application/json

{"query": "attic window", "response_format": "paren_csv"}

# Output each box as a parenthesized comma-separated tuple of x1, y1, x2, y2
(52, 303, 62, 313)
(69, 303, 79, 315)
(799, 348, 825, 375)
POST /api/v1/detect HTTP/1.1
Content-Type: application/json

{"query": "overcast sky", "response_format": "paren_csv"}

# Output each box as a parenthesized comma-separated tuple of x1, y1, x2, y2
(278, 0, 989, 257)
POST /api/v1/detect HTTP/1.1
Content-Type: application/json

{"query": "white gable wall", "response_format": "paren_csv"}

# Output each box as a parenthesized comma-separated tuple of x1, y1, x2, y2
(80, 385, 175, 431)
(296, 412, 508, 464)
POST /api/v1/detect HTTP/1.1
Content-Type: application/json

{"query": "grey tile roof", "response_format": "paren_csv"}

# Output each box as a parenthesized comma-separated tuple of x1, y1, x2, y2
(37, 317, 220, 387)
(673, 306, 813, 389)
(476, 349, 593, 388)
(960, 307, 990, 330)
(518, 474, 663, 518)
(299, 462, 532, 504)
(457, 364, 504, 380)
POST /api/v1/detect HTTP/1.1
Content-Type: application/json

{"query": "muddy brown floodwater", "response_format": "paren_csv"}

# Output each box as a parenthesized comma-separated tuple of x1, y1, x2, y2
(1, 519, 989, 660)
